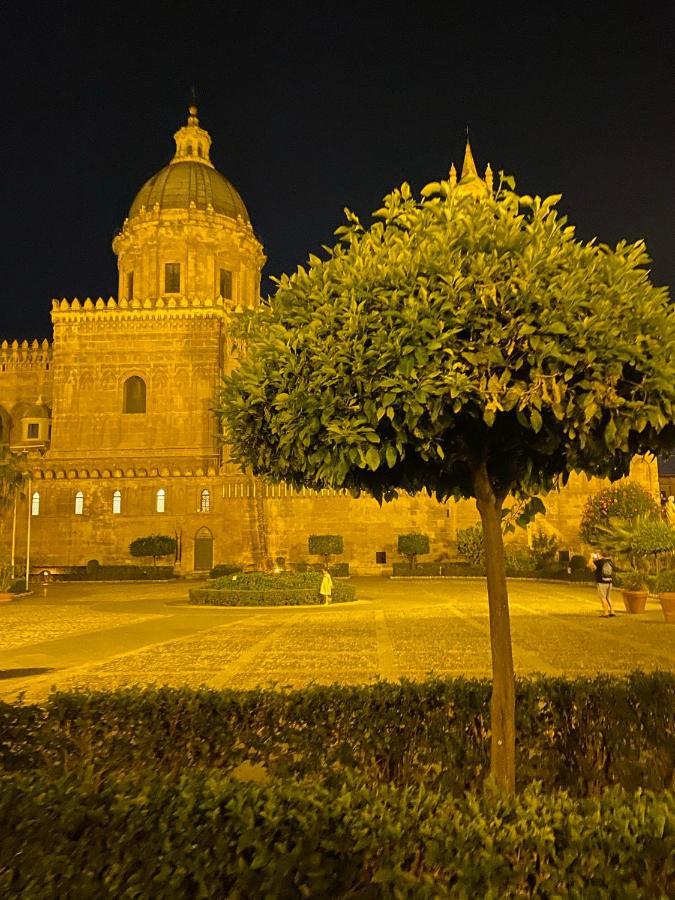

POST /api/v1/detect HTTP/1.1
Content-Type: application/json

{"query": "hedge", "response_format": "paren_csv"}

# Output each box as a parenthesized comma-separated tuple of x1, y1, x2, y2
(2, 673, 673, 795)
(0, 770, 671, 897)
(50, 565, 176, 581)
(392, 561, 593, 581)
(191, 571, 356, 606)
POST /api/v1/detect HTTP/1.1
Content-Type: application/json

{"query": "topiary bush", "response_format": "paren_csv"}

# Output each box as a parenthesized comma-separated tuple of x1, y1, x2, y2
(397, 533, 430, 570)
(308, 535, 344, 566)
(580, 483, 659, 545)
(129, 535, 176, 567)
(8, 578, 27, 594)
(656, 570, 675, 593)
(570, 554, 587, 572)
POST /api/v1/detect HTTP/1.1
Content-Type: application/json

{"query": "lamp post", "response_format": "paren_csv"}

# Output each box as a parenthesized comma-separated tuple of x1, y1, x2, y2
(25, 475, 32, 589)
(10, 491, 17, 576)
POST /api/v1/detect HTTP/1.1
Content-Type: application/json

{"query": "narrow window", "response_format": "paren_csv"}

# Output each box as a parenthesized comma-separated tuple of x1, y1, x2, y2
(219, 268, 232, 299)
(156, 488, 166, 513)
(127, 271, 134, 300)
(165, 262, 181, 293)
(186, 142, 193, 155)
(123, 376, 146, 414)
(74, 491, 84, 515)
(197, 145, 203, 158)
(375, 551, 387, 564)
(27, 423, 39, 439)
(200, 489, 211, 512)
(112, 490, 121, 515)
(31, 491, 40, 516)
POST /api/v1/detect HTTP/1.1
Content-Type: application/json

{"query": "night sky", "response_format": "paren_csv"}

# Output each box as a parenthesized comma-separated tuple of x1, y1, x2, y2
(1, 1, 673, 341)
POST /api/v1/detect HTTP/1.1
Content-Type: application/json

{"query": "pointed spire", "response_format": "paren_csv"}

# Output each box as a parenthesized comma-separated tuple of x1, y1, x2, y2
(449, 162, 457, 189)
(460, 136, 479, 180)
(485, 162, 493, 192)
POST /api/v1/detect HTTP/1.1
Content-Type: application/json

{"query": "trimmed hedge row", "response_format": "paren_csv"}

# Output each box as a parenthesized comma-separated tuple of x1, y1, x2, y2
(191, 571, 356, 606)
(49, 565, 175, 581)
(189, 584, 356, 606)
(392, 561, 593, 581)
(0, 770, 671, 897)
(2, 673, 673, 795)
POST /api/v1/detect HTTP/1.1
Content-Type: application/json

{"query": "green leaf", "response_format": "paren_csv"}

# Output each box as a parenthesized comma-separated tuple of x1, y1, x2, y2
(530, 409, 543, 433)
(365, 446, 380, 471)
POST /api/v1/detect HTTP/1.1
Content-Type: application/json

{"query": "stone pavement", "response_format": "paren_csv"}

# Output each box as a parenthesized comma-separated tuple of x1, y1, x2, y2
(1, 578, 673, 702)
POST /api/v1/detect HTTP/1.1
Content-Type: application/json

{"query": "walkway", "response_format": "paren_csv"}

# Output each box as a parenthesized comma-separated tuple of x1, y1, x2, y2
(1, 579, 673, 701)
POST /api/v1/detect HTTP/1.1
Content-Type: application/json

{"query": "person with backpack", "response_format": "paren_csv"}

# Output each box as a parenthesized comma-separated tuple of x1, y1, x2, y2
(589, 550, 615, 617)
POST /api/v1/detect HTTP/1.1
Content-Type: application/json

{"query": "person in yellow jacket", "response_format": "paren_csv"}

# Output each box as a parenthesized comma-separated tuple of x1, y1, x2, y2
(320, 568, 333, 605)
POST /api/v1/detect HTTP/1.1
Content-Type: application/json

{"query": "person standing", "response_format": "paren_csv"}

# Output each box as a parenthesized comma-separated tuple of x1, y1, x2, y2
(320, 568, 333, 605)
(589, 550, 615, 617)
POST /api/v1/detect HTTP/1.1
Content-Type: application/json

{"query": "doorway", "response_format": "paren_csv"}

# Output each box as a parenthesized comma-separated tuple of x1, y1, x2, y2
(194, 526, 214, 571)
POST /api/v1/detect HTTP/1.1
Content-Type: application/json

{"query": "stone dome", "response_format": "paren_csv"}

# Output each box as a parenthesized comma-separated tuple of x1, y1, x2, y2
(129, 162, 250, 222)
(127, 105, 250, 223)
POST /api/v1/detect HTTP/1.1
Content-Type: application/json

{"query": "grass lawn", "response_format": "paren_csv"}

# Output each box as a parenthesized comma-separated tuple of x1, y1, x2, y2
(1, 577, 673, 701)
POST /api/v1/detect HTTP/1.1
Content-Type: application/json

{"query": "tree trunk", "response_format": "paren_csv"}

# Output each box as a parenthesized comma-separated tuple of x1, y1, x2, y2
(473, 462, 516, 797)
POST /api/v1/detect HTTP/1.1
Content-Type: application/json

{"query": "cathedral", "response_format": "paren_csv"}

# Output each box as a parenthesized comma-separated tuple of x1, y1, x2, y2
(0, 107, 660, 574)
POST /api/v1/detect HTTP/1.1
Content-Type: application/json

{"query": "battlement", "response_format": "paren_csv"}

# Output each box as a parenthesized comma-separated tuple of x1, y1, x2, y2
(50, 295, 240, 316)
(0, 338, 52, 367)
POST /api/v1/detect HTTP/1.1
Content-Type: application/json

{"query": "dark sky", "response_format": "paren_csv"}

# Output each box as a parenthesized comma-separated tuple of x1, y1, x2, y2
(1, 1, 673, 340)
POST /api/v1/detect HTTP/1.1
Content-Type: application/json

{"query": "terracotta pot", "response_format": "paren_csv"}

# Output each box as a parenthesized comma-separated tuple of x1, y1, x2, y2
(658, 592, 675, 624)
(622, 590, 648, 614)
(0, 591, 14, 603)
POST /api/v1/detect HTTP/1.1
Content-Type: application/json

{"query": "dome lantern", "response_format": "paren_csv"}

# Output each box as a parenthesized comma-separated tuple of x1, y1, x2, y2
(171, 104, 214, 168)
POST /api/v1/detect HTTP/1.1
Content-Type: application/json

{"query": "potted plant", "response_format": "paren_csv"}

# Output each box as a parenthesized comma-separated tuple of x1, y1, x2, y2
(620, 571, 649, 614)
(655, 570, 675, 624)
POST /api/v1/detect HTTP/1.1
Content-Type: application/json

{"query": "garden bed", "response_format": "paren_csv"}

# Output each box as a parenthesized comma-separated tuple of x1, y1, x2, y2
(190, 571, 356, 606)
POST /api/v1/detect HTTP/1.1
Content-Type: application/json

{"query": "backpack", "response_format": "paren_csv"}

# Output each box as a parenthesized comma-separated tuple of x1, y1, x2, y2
(601, 560, 613, 579)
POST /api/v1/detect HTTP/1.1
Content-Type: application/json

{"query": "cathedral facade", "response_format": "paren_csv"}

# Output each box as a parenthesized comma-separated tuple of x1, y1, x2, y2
(0, 108, 660, 574)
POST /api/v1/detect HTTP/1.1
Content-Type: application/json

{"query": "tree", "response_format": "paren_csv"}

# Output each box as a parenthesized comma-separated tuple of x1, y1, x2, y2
(129, 535, 176, 567)
(579, 482, 659, 545)
(398, 532, 430, 570)
(308, 534, 343, 566)
(456, 524, 485, 566)
(219, 172, 675, 795)
(0, 445, 28, 513)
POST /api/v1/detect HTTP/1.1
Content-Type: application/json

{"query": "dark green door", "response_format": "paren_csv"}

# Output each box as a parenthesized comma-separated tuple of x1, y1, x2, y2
(194, 528, 213, 571)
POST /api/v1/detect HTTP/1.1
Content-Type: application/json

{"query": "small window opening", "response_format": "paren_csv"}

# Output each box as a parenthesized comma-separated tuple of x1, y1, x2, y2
(27, 423, 39, 439)
(31, 491, 40, 516)
(156, 488, 166, 513)
(112, 490, 121, 515)
(375, 551, 387, 564)
(219, 268, 232, 300)
(74, 491, 84, 515)
(123, 376, 146, 414)
(165, 262, 181, 294)
(200, 489, 211, 512)
(127, 271, 134, 300)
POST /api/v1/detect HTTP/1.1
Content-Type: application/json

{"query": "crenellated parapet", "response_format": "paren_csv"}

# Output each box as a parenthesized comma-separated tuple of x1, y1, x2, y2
(0, 338, 52, 369)
(50, 295, 241, 320)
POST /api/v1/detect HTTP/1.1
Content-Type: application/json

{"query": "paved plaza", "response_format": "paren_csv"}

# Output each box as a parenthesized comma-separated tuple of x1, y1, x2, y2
(1, 578, 673, 702)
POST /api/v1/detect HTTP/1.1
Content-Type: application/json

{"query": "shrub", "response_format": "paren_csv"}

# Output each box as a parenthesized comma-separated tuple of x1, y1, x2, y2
(8, 578, 27, 594)
(129, 535, 176, 567)
(621, 572, 649, 591)
(570, 554, 587, 572)
(86, 559, 100, 576)
(392, 561, 442, 577)
(504, 549, 531, 573)
(191, 571, 356, 605)
(456, 524, 484, 566)
(84, 565, 174, 581)
(209, 563, 243, 579)
(397, 533, 430, 570)
(308, 534, 343, 565)
(530, 529, 558, 568)
(656, 570, 675, 593)
(0, 771, 671, 897)
(580, 483, 659, 544)
(2, 674, 673, 797)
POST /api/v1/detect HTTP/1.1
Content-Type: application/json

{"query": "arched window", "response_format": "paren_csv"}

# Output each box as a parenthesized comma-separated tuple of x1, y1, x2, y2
(156, 488, 165, 513)
(74, 491, 84, 515)
(112, 490, 121, 514)
(123, 376, 146, 414)
(186, 142, 193, 155)
(31, 491, 40, 516)
(200, 489, 211, 512)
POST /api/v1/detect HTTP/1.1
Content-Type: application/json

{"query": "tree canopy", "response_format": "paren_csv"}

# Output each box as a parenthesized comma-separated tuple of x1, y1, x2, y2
(129, 535, 176, 566)
(221, 179, 675, 507)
